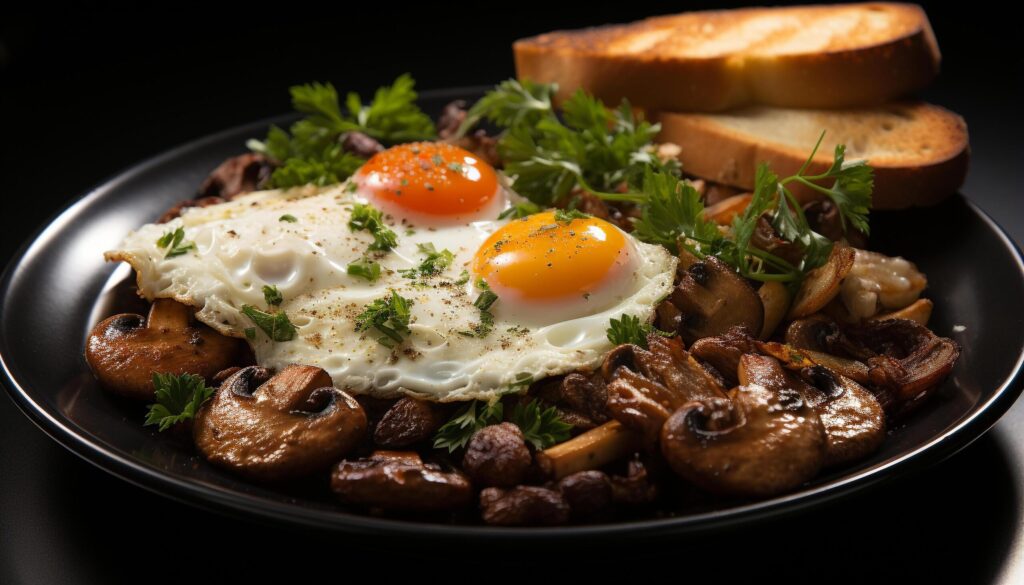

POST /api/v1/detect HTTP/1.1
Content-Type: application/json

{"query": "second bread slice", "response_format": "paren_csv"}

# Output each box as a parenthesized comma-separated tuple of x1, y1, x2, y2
(653, 102, 969, 209)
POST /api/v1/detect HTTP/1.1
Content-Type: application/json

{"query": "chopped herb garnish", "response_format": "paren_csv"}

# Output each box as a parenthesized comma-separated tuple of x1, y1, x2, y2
(143, 373, 214, 432)
(347, 257, 382, 282)
(279, 214, 298, 223)
(262, 284, 283, 306)
(461, 289, 498, 338)
(432, 400, 504, 452)
(241, 305, 297, 342)
(349, 203, 398, 251)
(399, 243, 454, 278)
(606, 313, 671, 349)
(244, 327, 257, 340)
(355, 290, 413, 348)
(454, 270, 470, 285)
(155, 227, 195, 258)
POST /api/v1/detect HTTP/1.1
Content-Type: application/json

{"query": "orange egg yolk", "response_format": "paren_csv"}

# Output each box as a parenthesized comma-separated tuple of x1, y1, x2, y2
(354, 142, 500, 222)
(473, 212, 634, 301)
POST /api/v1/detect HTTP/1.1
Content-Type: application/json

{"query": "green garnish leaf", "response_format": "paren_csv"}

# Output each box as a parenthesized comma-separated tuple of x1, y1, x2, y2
(279, 214, 298, 223)
(459, 289, 498, 338)
(262, 284, 283, 306)
(432, 400, 505, 453)
(241, 305, 297, 342)
(155, 227, 196, 258)
(348, 203, 398, 251)
(606, 314, 656, 349)
(399, 243, 454, 278)
(473, 290, 498, 311)
(347, 257, 382, 282)
(143, 373, 214, 432)
(508, 399, 573, 450)
(632, 169, 721, 255)
(249, 75, 435, 188)
(355, 290, 413, 348)
(454, 270, 470, 285)
(553, 208, 591, 224)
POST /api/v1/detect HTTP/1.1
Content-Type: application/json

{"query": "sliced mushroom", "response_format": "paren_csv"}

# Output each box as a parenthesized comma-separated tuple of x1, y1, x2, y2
(689, 326, 759, 386)
(194, 365, 367, 481)
(197, 152, 275, 199)
(660, 354, 826, 498)
(870, 298, 933, 326)
(85, 298, 251, 400)
(536, 420, 638, 480)
(655, 257, 764, 344)
(800, 365, 886, 467)
(758, 281, 791, 339)
(331, 450, 473, 512)
(604, 335, 727, 445)
(533, 370, 610, 431)
(788, 244, 856, 320)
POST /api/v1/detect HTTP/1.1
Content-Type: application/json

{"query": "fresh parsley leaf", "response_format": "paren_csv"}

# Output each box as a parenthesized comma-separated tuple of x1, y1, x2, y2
(780, 137, 873, 235)
(454, 270, 470, 285)
(155, 227, 195, 258)
(498, 200, 542, 220)
(279, 214, 298, 223)
(553, 208, 591, 224)
(465, 81, 678, 206)
(248, 75, 435, 188)
(460, 289, 498, 338)
(399, 243, 454, 278)
(241, 305, 297, 342)
(507, 399, 573, 450)
(631, 168, 722, 255)
(262, 284, 283, 306)
(432, 400, 505, 453)
(143, 373, 214, 432)
(606, 314, 655, 348)
(348, 203, 398, 251)
(355, 290, 413, 348)
(347, 257, 382, 282)
(473, 290, 498, 311)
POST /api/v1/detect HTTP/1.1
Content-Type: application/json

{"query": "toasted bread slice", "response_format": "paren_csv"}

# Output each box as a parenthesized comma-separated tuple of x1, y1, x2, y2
(653, 102, 969, 209)
(514, 3, 940, 112)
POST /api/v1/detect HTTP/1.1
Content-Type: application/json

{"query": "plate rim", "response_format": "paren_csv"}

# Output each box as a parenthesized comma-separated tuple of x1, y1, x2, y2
(3, 86, 1024, 538)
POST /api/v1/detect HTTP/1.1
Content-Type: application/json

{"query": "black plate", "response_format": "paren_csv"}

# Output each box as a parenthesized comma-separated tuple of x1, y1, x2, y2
(2, 88, 1023, 538)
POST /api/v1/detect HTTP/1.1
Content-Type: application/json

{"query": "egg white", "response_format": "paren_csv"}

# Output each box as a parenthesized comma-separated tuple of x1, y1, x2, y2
(106, 183, 677, 402)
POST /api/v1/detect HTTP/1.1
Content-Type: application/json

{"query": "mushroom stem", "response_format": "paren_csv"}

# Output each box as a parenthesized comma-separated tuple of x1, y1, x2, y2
(146, 298, 192, 330)
(537, 421, 639, 480)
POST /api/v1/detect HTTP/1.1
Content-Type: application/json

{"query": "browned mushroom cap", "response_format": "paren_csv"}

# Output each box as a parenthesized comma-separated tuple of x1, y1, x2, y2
(660, 354, 826, 498)
(85, 298, 252, 400)
(655, 257, 764, 344)
(800, 365, 886, 467)
(194, 364, 367, 481)
(372, 397, 444, 448)
(479, 486, 571, 526)
(603, 335, 726, 445)
(846, 319, 960, 414)
(689, 326, 759, 386)
(331, 450, 473, 511)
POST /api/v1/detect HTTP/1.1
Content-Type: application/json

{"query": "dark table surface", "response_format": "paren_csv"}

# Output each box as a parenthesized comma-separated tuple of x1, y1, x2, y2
(2, 4, 1023, 583)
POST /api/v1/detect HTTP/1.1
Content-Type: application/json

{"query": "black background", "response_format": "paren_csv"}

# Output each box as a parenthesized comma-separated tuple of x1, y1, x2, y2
(1, 2, 1023, 583)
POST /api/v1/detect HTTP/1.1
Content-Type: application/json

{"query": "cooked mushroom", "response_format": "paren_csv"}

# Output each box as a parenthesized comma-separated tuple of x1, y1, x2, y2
(655, 257, 764, 344)
(604, 335, 727, 445)
(479, 486, 570, 526)
(845, 318, 960, 414)
(462, 423, 533, 488)
(194, 365, 367, 481)
(758, 281, 791, 339)
(85, 298, 251, 400)
(331, 450, 473, 511)
(373, 397, 444, 448)
(609, 456, 660, 506)
(800, 365, 886, 467)
(788, 244, 856, 319)
(870, 298, 934, 326)
(660, 354, 826, 498)
(781, 316, 873, 383)
(533, 370, 610, 430)
(558, 470, 614, 520)
(689, 326, 759, 386)
(197, 152, 275, 199)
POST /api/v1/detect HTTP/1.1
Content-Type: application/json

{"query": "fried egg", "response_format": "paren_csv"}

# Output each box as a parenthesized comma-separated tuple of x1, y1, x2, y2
(106, 143, 677, 401)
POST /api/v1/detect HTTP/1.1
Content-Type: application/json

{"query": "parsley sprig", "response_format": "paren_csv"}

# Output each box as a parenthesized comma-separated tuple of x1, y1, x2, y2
(508, 400, 574, 450)
(248, 74, 435, 189)
(432, 395, 571, 452)
(462, 80, 679, 206)
(143, 373, 214, 431)
(355, 290, 413, 348)
(241, 305, 297, 342)
(606, 313, 672, 349)
(433, 400, 505, 452)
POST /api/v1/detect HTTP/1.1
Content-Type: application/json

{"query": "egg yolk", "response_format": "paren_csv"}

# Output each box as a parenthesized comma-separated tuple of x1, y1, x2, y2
(473, 212, 635, 302)
(354, 142, 500, 223)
